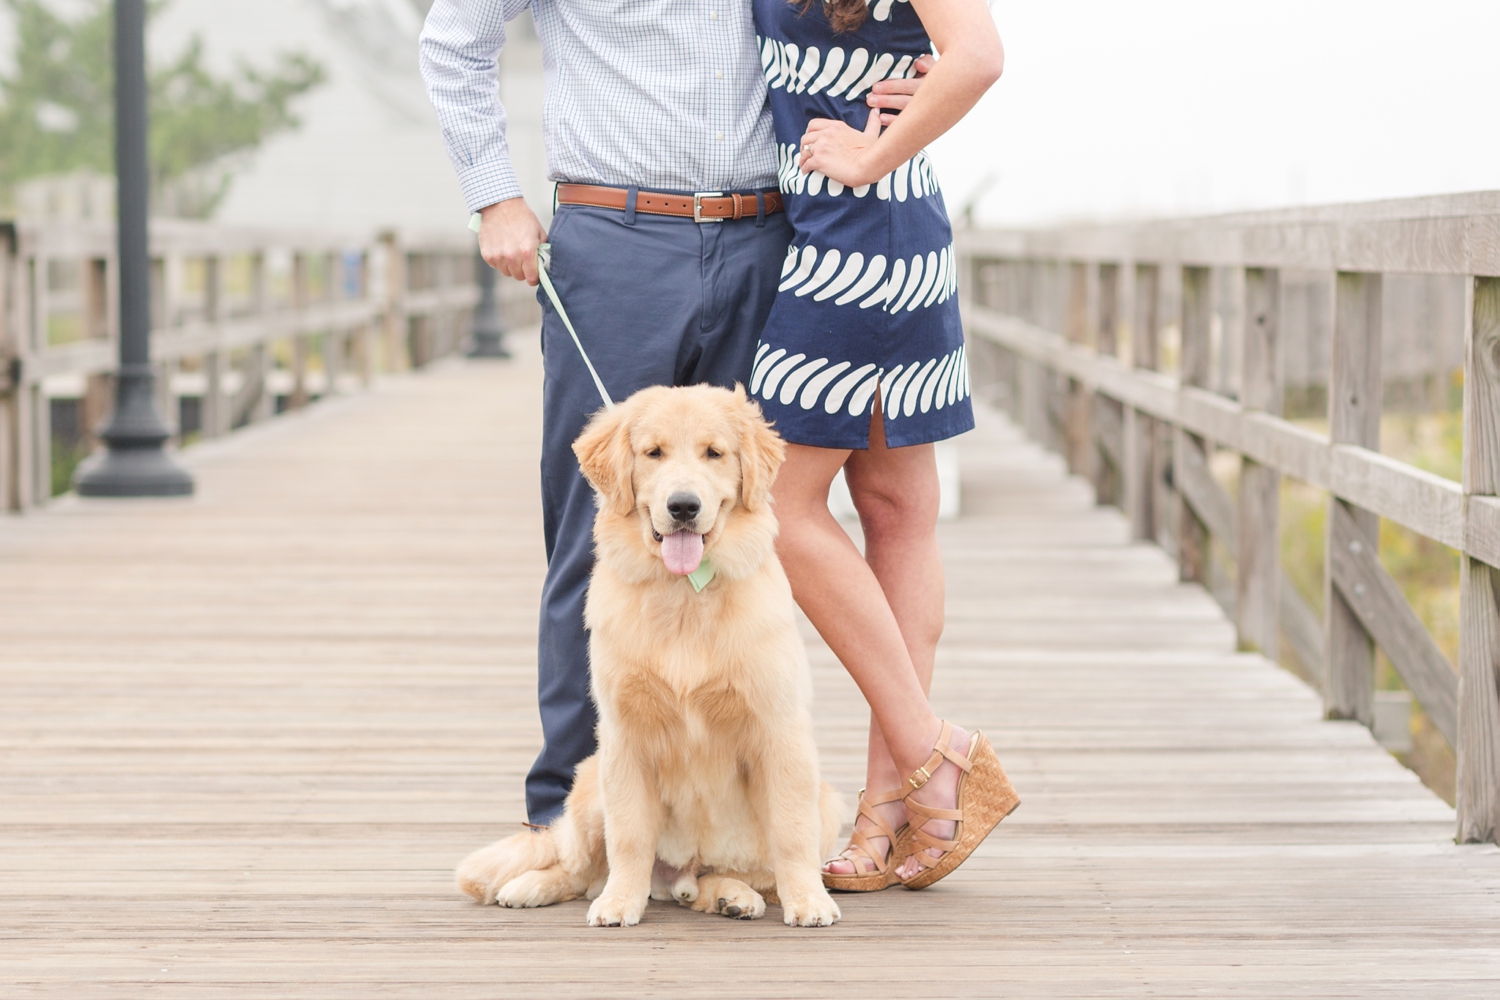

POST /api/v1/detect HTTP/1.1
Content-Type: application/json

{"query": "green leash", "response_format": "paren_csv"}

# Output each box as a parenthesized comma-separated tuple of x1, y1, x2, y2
(471, 213, 716, 590)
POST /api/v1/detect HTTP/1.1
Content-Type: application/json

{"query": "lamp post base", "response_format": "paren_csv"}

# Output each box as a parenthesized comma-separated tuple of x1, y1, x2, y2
(75, 447, 195, 497)
(74, 365, 194, 497)
(468, 330, 511, 359)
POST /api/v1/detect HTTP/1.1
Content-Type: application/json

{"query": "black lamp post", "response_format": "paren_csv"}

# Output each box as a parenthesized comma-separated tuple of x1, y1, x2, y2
(467, 249, 510, 358)
(75, 0, 193, 497)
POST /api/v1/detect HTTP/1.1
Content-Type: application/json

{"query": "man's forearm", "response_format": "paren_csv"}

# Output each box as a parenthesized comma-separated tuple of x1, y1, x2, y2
(419, 0, 529, 212)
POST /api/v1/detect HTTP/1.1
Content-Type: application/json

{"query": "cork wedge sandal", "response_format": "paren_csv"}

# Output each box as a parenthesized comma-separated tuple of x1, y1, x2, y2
(821, 787, 913, 892)
(898, 721, 1020, 890)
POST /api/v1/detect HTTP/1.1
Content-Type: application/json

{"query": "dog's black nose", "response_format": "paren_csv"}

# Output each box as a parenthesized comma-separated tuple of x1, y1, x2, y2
(667, 492, 701, 522)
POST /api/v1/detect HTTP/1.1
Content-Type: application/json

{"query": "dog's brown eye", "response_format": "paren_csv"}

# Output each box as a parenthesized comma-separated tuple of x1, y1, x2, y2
(646, 447, 663, 459)
(705, 447, 722, 460)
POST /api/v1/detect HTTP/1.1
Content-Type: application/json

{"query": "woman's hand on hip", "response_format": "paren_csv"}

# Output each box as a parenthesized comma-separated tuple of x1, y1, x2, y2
(866, 53, 935, 126)
(798, 110, 883, 188)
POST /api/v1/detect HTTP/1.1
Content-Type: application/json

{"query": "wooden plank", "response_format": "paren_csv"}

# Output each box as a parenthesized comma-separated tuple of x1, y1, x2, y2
(1472, 495, 1500, 570)
(1457, 558, 1500, 844)
(1123, 264, 1159, 541)
(1324, 272, 1382, 728)
(1279, 572, 1327, 685)
(1174, 433, 1236, 548)
(1468, 278, 1500, 498)
(1238, 268, 1282, 657)
(957, 200, 1500, 277)
(1123, 407, 1155, 543)
(1176, 267, 1213, 583)
(1329, 444, 1467, 551)
(1093, 396, 1124, 477)
(1327, 502, 1459, 746)
(1458, 276, 1500, 844)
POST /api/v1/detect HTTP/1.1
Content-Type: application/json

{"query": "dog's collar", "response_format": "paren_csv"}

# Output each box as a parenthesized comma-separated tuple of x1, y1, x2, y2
(687, 556, 717, 593)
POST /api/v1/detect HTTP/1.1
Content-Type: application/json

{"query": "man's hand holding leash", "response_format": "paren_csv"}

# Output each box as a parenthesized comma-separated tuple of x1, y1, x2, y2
(479, 197, 547, 286)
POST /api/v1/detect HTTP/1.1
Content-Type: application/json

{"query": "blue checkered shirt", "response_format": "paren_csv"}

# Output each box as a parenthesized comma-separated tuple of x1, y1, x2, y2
(420, 0, 780, 212)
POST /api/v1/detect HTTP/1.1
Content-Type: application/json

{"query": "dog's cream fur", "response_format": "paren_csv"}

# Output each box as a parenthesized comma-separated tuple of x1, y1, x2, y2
(456, 385, 844, 927)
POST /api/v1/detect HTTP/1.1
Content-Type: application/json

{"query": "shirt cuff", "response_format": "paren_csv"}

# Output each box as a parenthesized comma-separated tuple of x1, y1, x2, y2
(457, 156, 526, 214)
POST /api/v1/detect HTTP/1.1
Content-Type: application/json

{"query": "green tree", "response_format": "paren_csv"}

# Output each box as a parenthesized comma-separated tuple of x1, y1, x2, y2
(0, 0, 324, 216)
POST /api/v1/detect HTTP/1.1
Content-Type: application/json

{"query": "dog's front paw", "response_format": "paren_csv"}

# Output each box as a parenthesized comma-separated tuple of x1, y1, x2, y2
(586, 893, 646, 927)
(691, 876, 765, 920)
(781, 887, 841, 927)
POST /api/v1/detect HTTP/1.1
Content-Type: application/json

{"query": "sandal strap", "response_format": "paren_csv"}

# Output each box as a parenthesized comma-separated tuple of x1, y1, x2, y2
(855, 787, 902, 844)
(905, 798, 962, 824)
(843, 829, 888, 875)
(899, 725, 981, 875)
(910, 827, 960, 855)
(903, 721, 974, 793)
(831, 787, 905, 876)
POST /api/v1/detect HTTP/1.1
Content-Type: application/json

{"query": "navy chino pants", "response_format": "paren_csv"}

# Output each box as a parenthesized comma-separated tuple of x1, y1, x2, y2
(526, 199, 792, 825)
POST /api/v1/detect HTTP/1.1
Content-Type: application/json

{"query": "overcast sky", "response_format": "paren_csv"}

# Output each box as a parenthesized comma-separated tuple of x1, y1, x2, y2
(5, 1, 1500, 227)
(940, 0, 1500, 225)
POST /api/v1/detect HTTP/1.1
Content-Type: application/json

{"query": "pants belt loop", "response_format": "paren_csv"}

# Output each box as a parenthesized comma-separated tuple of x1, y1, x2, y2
(623, 185, 639, 226)
(755, 192, 766, 228)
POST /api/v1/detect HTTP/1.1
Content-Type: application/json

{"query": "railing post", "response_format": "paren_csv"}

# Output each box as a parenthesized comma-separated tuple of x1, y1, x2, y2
(290, 253, 309, 410)
(1126, 264, 1161, 543)
(1017, 259, 1050, 447)
(0, 226, 30, 512)
(381, 232, 408, 373)
(23, 248, 47, 507)
(0, 224, 15, 512)
(248, 253, 272, 423)
(1325, 272, 1383, 726)
(1458, 276, 1500, 844)
(323, 253, 344, 397)
(1092, 263, 1122, 503)
(1175, 266, 1213, 582)
(202, 255, 228, 438)
(1063, 262, 1096, 482)
(1237, 268, 1283, 657)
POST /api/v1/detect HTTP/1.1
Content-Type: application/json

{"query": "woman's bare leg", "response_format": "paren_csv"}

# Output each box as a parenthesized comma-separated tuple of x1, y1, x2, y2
(772, 403, 965, 878)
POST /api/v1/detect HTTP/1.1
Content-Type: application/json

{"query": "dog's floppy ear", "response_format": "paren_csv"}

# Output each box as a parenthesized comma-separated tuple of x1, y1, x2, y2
(735, 384, 786, 512)
(573, 404, 636, 515)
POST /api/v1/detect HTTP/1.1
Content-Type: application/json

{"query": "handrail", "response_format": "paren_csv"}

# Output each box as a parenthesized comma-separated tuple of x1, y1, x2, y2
(956, 190, 1500, 846)
(0, 218, 480, 512)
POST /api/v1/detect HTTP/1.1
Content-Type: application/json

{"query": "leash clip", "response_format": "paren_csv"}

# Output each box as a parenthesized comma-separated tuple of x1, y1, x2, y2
(693, 192, 725, 224)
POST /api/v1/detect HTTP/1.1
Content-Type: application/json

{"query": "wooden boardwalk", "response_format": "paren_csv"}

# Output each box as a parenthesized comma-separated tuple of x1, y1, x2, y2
(2, 340, 1498, 999)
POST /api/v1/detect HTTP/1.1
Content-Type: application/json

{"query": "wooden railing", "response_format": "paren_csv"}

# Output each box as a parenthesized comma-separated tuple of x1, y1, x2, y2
(0, 219, 480, 511)
(956, 191, 1500, 845)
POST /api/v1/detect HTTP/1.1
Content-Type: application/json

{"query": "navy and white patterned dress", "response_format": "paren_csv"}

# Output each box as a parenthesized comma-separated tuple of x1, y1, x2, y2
(750, 0, 973, 450)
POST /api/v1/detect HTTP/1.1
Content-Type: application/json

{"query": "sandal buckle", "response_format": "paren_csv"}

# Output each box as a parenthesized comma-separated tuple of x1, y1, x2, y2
(907, 765, 932, 790)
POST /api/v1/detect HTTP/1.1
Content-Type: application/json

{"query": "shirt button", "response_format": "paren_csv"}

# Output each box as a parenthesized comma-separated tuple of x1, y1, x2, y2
(715, 70, 723, 79)
(710, 11, 718, 20)
(715, 132, 724, 141)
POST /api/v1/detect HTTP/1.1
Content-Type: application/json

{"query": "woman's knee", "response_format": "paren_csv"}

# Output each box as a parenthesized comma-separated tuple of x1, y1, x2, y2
(846, 471, 940, 540)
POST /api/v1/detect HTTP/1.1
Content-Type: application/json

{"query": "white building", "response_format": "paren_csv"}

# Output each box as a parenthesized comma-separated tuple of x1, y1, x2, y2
(144, 0, 550, 237)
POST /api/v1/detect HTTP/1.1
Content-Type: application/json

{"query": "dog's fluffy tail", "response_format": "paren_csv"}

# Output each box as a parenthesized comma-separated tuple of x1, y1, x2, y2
(456, 829, 559, 904)
(455, 756, 608, 906)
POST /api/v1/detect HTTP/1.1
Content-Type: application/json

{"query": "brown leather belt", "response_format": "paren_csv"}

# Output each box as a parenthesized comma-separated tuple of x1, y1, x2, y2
(557, 183, 783, 222)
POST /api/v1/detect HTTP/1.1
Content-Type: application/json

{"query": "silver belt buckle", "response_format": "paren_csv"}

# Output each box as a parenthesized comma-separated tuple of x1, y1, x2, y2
(693, 191, 725, 223)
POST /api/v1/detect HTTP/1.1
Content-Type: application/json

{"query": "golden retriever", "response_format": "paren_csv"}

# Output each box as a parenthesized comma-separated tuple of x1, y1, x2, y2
(455, 384, 844, 927)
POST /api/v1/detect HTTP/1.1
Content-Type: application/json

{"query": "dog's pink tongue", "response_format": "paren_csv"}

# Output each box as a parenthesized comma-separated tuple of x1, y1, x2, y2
(661, 531, 704, 576)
